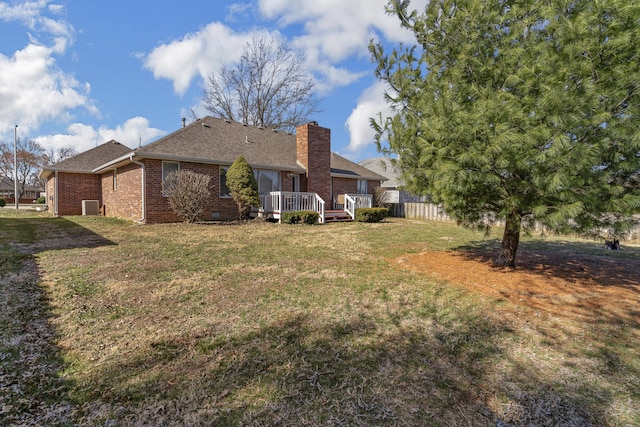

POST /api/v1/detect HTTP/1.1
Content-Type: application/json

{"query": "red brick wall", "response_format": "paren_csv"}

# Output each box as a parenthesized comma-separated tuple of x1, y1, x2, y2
(368, 180, 381, 194)
(144, 159, 239, 223)
(101, 163, 143, 220)
(331, 178, 381, 208)
(281, 171, 294, 192)
(49, 160, 309, 223)
(52, 172, 101, 215)
(296, 122, 331, 204)
(145, 159, 180, 223)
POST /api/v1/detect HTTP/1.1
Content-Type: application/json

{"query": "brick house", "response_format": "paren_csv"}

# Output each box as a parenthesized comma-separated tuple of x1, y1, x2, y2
(0, 176, 43, 202)
(40, 117, 386, 223)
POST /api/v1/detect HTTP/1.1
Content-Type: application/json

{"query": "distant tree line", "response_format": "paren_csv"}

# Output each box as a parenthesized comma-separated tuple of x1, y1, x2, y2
(0, 139, 75, 199)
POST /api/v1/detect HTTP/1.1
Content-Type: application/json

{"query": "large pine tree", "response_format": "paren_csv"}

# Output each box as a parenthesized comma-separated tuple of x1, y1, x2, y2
(371, 0, 640, 266)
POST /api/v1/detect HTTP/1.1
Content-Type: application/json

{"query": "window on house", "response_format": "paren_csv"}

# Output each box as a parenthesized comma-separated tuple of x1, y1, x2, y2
(162, 161, 179, 196)
(291, 174, 300, 192)
(357, 179, 368, 194)
(219, 166, 231, 197)
(113, 169, 117, 190)
(254, 169, 281, 193)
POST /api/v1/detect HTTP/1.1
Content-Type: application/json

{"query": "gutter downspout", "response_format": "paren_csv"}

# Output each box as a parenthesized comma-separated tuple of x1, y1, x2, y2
(54, 170, 59, 216)
(130, 156, 146, 223)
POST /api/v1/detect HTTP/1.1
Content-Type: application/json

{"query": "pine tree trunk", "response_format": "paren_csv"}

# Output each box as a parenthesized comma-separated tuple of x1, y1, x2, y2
(495, 211, 521, 267)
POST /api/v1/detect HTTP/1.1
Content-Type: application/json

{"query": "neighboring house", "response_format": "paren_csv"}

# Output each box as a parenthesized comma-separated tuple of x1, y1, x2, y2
(358, 157, 427, 203)
(0, 176, 43, 201)
(40, 118, 386, 223)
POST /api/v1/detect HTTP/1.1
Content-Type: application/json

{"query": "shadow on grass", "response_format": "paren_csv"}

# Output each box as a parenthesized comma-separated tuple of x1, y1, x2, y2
(458, 239, 640, 287)
(0, 215, 117, 254)
(0, 215, 116, 425)
(1, 216, 636, 425)
(78, 305, 608, 426)
(451, 239, 640, 325)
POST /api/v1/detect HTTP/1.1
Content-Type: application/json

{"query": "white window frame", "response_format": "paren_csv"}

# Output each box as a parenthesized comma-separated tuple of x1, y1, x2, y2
(162, 161, 180, 196)
(357, 179, 368, 194)
(219, 166, 231, 198)
(254, 169, 281, 194)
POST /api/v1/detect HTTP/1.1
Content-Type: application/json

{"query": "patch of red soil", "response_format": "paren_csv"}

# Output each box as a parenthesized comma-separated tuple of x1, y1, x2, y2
(396, 249, 640, 325)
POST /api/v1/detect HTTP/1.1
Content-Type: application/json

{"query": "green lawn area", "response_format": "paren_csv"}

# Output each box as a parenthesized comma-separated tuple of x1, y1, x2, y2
(1, 209, 638, 426)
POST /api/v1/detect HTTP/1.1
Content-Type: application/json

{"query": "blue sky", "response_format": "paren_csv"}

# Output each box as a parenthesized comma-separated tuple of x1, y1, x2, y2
(0, 0, 424, 161)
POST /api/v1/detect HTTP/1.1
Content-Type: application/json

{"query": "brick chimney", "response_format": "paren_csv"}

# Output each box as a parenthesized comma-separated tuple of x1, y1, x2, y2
(296, 122, 331, 204)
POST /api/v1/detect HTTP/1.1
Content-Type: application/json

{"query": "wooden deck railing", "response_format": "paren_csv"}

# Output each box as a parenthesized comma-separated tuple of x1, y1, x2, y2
(260, 192, 326, 223)
(344, 194, 373, 219)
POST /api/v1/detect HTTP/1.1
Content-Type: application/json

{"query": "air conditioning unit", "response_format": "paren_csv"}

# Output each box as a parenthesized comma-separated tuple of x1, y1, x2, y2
(82, 200, 100, 215)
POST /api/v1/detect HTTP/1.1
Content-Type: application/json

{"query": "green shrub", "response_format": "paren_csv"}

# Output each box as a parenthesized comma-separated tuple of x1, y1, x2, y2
(281, 211, 299, 224)
(281, 210, 319, 224)
(300, 210, 319, 224)
(0, 198, 5, 207)
(355, 207, 389, 223)
(36, 196, 46, 204)
(226, 156, 259, 220)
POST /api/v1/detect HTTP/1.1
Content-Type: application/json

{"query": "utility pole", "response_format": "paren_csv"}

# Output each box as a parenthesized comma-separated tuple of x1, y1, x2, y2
(14, 124, 19, 209)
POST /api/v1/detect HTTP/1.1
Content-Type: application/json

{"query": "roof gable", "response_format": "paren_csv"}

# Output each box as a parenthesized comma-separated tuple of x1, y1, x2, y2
(135, 117, 300, 170)
(358, 157, 400, 186)
(331, 153, 387, 181)
(43, 140, 133, 175)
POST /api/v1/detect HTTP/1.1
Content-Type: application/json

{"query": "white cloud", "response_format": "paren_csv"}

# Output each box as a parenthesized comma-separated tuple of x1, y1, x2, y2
(0, 43, 96, 134)
(144, 0, 423, 98)
(36, 117, 166, 154)
(258, 0, 420, 60)
(345, 80, 392, 154)
(225, 2, 252, 22)
(0, 0, 72, 37)
(0, 0, 46, 27)
(257, 0, 424, 94)
(0, 0, 94, 138)
(144, 22, 276, 96)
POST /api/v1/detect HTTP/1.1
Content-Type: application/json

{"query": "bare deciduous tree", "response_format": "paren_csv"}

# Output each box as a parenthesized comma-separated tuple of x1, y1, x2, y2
(43, 147, 77, 166)
(0, 139, 49, 198)
(162, 170, 212, 224)
(36, 146, 77, 188)
(202, 35, 320, 133)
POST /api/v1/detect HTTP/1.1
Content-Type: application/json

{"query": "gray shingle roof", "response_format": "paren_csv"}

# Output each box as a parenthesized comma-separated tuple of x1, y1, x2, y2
(358, 157, 401, 187)
(134, 117, 385, 180)
(332, 153, 387, 181)
(41, 140, 133, 178)
(135, 117, 301, 170)
(0, 176, 42, 192)
(41, 118, 385, 182)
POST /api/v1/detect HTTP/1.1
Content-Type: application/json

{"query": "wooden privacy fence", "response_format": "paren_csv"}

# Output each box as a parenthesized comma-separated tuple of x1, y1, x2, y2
(391, 203, 452, 222)
(390, 203, 640, 240)
(391, 202, 503, 226)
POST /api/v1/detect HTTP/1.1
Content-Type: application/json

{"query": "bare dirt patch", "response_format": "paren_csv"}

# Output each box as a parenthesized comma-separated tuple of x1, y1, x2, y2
(396, 248, 640, 325)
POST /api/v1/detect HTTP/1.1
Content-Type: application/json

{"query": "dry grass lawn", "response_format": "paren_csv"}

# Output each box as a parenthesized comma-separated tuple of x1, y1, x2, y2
(1, 210, 638, 426)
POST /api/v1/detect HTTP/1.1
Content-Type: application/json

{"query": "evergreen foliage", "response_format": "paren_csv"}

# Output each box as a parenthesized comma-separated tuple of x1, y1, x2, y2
(371, 0, 640, 266)
(281, 210, 319, 224)
(226, 156, 260, 220)
(355, 208, 389, 223)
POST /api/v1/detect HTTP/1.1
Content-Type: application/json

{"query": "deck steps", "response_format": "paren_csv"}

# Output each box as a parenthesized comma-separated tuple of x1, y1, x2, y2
(324, 210, 353, 223)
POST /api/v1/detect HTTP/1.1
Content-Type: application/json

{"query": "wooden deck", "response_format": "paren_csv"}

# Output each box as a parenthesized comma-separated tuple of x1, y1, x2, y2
(259, 192, 374, 224)
(324, 210, 353, 222)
